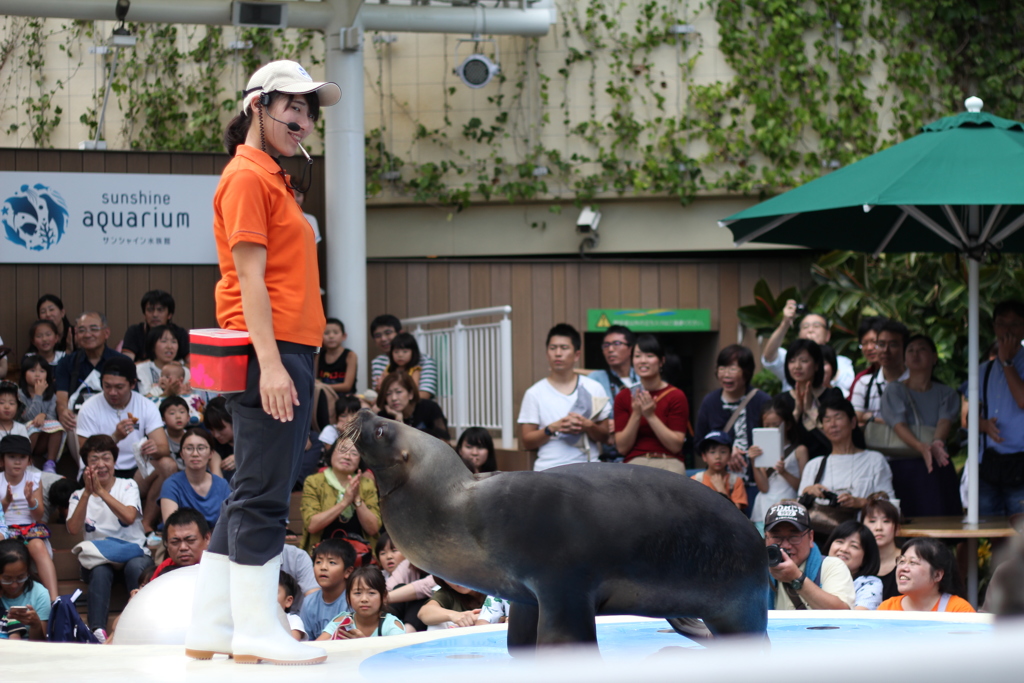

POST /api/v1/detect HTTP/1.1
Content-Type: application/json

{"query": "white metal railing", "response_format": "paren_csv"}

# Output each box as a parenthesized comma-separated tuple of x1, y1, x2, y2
(404, 306, 513, 448)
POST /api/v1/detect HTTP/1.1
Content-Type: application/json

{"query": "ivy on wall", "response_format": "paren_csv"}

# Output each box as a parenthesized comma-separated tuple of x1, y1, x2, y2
(3, 1, 1024, 208)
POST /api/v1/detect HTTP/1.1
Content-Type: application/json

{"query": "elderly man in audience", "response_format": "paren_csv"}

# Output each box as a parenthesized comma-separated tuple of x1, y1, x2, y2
(55, 311, 128, 433)
(978, 300, 1024, 516)
(765, 502, 855, 610)
(75, 356, 173, 534)
(151, 507, 211, 579)
(761, 300, 854, 395)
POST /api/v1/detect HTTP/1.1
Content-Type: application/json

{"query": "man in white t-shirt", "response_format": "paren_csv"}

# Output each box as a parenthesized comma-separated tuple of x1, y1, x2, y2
(761, 300, 854, 395)
(518, 324, 612, 471)
(75, 356, 173, 533)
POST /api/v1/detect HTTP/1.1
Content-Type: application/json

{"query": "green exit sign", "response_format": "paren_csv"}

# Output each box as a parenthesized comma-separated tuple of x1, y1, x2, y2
(587, 309, 711, 332)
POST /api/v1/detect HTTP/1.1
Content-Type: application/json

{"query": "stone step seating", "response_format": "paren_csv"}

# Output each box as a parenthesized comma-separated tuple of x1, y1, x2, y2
(50, 490, 306, 630)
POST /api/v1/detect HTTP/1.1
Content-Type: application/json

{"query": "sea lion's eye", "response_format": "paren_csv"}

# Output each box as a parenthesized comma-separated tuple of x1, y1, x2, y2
(375, 425, 384, 439)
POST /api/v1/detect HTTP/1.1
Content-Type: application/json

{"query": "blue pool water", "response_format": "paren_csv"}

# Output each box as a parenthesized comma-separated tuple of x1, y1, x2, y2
(360, 618, 990, 675)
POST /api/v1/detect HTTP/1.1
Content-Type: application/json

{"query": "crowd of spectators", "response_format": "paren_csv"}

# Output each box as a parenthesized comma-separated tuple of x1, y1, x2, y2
(2, 289, 1022, 642)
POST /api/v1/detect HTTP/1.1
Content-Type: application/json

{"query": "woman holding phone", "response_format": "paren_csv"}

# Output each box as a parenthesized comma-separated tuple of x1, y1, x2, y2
(184, 60, 340, 666)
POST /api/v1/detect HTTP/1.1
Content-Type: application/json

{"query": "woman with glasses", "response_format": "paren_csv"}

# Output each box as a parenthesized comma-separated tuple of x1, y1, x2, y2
(877, 538, 974, 612)
(300, 435, 381, 553)
(798, 398, 894, 510)
(67, 435, 154, 642)
(158, 428, 231, 529)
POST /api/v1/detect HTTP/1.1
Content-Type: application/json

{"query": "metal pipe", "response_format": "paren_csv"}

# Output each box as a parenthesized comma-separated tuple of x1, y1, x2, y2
(94, 46, 120, 145)
(359, 3, 554, 36)
(966, 255, 980, 605)
(323, 5, 369, 393)
(0, 0, 335, 30)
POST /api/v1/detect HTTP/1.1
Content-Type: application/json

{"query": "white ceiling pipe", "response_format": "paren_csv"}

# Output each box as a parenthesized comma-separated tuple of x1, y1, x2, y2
(360, 1, 555, 36)
(0, 0, 555, 34)
(0, 0, 335, 30)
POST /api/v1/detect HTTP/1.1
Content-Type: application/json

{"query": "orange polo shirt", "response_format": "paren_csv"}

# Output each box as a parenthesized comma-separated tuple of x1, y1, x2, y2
(213, 145, 325, 348)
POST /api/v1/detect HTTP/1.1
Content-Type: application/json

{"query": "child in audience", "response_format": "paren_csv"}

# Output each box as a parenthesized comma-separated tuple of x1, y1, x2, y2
(0, 538, 50, 640)
(18, 357, 62, 472)
(318, 395, 363, 448)
(159, 397, 190, 469)
(0, 435, 58, 601)
(300, 538, 356, 637)
(318, 318, 357, 394)
(0, 381, 28, 439)
(691, 431, 748, 510)
(155, 363, 207, 425)
(377, 532, 434, 632)
(24, 320, 65, 367)
(418, 576, 485, 629)
(318, 566, 405, 639)
(475, 595, 511, 625)
(386, 333, 422, 389)
(278, 571, 307, 641)
(203, 397, 234, 480)
(456, 427, 498, 474)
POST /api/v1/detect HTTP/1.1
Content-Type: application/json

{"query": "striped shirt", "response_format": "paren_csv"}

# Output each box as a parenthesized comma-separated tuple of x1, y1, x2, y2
(371, 352, 437, 398)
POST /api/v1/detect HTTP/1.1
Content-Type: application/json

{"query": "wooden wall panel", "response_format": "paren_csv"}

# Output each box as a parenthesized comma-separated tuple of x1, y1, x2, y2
(427, 263, 450, 322)
(598, 264, 619, 308)
(468, 264, 491, 312)
(384, 263, 408, 320)
(678, 264, 699, 308)
(448, 263, 470, 315)
(562, 263, 581, 332)
(619, 264, 641, 309)
(510, 264, 535, 395)
(406, 263, 429, 318)
(0, 150, 233, 367)
(531, 264, 554, 379)
(658, 265, 678, 309)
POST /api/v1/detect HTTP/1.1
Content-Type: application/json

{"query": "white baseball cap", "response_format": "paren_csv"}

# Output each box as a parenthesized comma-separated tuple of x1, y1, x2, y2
(242, 60, 341, 114)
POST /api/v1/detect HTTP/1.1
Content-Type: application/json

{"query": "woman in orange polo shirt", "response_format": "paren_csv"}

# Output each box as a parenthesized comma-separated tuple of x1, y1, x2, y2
(877, 538, 975, 613)
(185, 61, 340, 666)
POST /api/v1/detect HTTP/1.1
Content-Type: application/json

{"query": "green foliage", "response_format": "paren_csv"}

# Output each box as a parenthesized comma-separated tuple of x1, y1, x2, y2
(6, 2, 1024, 207)
(744, 251, 1024, 389)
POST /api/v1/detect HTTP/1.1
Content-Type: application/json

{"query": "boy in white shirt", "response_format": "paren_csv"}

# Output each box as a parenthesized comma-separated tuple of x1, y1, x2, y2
(518, 324, 612, 471)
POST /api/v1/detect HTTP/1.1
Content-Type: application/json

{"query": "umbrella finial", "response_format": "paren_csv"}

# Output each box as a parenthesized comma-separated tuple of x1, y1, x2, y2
(965, 96, 983, 113)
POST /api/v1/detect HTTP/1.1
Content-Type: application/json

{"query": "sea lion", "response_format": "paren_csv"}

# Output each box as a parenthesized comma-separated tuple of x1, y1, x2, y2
(350, 410, 768, 651)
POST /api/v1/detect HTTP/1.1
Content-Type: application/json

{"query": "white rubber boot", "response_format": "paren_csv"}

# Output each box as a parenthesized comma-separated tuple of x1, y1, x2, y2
(230, 554, 327, 665)
(184, 551, 234, 659)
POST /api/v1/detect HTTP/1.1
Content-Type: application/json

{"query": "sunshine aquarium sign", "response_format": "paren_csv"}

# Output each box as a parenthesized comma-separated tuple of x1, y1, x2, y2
(0, 171, 219, 264)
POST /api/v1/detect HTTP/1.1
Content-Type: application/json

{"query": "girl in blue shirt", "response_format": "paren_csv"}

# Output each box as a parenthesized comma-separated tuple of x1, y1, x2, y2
(319, 566, 405, 639)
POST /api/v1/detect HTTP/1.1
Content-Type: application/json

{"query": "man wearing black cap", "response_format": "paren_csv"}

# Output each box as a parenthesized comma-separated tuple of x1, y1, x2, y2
(764, 502, 854, 610)
(75, 356, 172, 532)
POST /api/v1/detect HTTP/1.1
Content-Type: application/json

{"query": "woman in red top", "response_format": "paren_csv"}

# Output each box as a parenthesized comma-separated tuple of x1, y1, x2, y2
(185, 60, 340, 666)
(613, 335, 690, 475)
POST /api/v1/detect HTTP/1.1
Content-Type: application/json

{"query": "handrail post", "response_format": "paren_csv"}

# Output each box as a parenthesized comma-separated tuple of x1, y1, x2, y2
(499, 312, 514, 449)
(453, 319, 469, 440)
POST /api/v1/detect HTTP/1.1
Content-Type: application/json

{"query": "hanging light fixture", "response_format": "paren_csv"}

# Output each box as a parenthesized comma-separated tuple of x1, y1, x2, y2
(454, 35, 500, 88)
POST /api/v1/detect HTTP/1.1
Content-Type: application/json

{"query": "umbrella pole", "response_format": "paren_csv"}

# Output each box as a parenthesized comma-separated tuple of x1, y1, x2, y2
(967, 256, 980, 606)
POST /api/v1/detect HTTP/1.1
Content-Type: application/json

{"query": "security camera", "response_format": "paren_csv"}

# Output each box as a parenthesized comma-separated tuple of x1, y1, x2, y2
(576, 206, 601, 234)
(115, 0, 130, 23)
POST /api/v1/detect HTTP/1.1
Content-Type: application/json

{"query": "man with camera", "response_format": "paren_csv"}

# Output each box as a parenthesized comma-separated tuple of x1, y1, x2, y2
(765, 502, 854, 610)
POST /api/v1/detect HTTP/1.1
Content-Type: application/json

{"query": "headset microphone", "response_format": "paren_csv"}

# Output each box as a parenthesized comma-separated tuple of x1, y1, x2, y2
(266, 112, 301, 132)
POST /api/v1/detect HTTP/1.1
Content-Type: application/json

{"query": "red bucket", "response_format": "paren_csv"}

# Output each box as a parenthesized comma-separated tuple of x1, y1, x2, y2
(189, 328, 252, 393)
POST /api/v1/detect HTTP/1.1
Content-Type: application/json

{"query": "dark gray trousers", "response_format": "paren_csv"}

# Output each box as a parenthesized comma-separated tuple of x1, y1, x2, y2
(208, 346, 314, 565)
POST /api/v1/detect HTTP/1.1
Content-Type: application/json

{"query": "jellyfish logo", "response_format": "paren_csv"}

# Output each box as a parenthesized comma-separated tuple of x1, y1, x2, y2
(2, 183, 69, 251)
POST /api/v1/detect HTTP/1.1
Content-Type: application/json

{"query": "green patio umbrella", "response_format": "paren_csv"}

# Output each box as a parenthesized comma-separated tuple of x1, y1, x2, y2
(719, 98, 1024, 602)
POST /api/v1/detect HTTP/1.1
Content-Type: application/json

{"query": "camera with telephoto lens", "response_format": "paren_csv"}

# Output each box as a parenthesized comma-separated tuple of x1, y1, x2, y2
(766, 544, 785, 567)
(794, 303, 807, 315)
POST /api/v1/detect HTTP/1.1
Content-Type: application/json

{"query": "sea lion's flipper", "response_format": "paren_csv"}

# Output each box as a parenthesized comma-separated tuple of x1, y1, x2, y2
(507, 601, 539, 657)
(666, 617, 713, 640)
